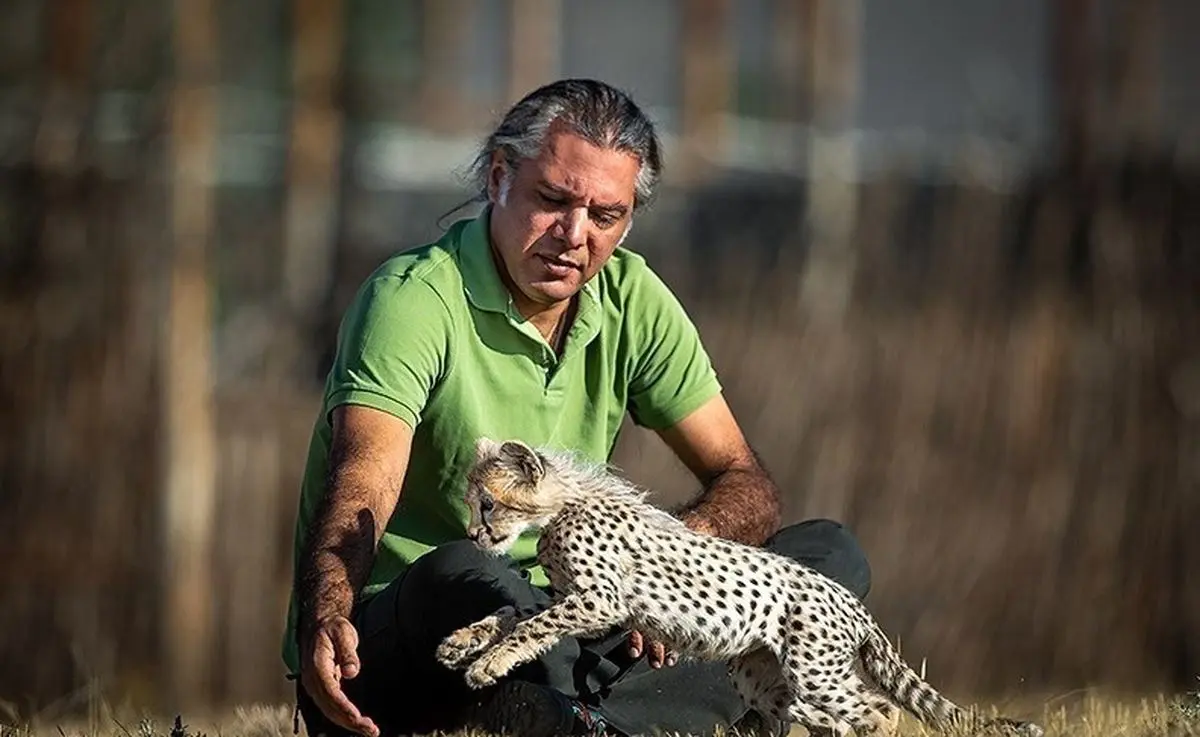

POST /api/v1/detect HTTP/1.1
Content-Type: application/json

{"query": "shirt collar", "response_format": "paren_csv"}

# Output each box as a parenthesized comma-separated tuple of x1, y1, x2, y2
(459, 206, 514, 315)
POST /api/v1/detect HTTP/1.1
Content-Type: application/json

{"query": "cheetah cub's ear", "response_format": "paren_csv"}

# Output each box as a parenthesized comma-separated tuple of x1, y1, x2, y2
(497, 440, 545, 485)
(474, 436, 501, 461)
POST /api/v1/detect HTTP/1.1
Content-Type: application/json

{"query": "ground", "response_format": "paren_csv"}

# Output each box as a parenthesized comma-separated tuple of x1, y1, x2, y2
(5, 688, 1200, 737)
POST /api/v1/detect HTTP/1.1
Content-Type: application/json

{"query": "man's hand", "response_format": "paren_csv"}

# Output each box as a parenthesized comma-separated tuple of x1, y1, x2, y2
(294, 405, 414, 736)
(626, 630, 674, 668)
(299, 616, 379, 737)
(626, 630, 678, 669)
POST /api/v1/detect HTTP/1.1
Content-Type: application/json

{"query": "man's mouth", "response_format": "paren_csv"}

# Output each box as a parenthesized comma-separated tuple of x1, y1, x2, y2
(537, 254, 581, 277)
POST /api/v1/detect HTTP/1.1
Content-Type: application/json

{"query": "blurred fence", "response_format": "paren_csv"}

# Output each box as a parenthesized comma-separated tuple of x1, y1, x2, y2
(3, 0, 1200, 724)
(3, 145, 1198, 718)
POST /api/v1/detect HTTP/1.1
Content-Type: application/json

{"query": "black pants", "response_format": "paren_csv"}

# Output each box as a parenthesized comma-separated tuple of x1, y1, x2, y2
(295, 519, 872, 737)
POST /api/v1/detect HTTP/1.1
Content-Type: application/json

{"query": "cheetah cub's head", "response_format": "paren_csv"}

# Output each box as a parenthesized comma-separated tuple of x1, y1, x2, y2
(463, 437, 559, 555)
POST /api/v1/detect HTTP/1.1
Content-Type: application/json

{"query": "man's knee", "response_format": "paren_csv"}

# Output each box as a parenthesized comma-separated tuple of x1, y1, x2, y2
(394, 539, 546, 636)
(765, 518, 872, 600)
(406, 538, 508, 585)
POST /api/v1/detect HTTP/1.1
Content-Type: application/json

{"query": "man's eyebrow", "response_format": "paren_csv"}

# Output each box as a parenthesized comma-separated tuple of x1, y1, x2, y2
(538, 180, 630, 214)
(592, 200, 628, 215)
(537, 180, 575, 197)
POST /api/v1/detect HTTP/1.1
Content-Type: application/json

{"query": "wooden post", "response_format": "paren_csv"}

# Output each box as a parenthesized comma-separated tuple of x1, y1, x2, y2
(281, 0, 344, 384)
(508, 0, 561, 104)
(162, 0, 218, 711)
(769, 0, 808, 123)
(221, 429, 283, 703)
(678, 0, 734, 183)
(1043, 0, 1098, 295)
(34, 0, 91, 177)
(418, 0, 472, 133)
(1052, 0, 1096, 179)
(769, 0, 814, 281)
(1109, 0, 1161, 154)
(797, 0, 863, 319)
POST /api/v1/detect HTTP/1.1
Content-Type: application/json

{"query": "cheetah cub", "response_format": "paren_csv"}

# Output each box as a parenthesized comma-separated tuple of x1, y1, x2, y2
(436, 438, 1045, 737)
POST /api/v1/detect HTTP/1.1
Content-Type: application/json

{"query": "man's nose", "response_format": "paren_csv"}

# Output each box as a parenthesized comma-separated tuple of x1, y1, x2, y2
(555, 208, 588, 249)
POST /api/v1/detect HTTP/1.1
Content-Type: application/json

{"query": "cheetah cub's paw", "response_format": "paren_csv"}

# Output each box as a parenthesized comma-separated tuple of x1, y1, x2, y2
(463, 645, 526, 690)
(436, 607, 516, 670)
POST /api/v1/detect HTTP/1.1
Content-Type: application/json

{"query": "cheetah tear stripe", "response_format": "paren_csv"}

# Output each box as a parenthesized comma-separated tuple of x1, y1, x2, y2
(437, 438, 1045, 737)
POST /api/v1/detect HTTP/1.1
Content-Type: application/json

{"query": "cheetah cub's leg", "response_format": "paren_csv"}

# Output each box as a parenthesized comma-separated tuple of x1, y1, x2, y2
(782, 700, 851, 737)
(436, 605, 519, 670)
(778, 654, 900, 737)
(773, 623, 869, 737)
(728, 648, 792, 736)
(833, 670, 901, 736)
(464, 588, 624, 690)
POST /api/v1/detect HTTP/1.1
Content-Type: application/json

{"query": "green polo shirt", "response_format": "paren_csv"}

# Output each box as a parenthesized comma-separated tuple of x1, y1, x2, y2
(281, 208, 721, 674)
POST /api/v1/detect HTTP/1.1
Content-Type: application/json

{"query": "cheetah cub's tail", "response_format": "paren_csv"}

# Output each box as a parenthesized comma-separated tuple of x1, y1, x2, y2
(859, 628, 1046, 734)
(859, 624, 1045, 736)
(859, 623, 967, 729)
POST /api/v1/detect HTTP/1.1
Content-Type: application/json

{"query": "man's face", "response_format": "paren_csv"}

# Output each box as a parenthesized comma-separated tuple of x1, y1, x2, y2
(486, 125, 640, 310)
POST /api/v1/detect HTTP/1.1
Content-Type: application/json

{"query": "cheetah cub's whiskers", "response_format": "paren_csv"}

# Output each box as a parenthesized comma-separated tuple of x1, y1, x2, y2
(436, 437, 1045, 737)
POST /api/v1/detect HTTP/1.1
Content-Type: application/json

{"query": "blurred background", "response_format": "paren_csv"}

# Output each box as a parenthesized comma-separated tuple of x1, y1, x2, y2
(1, 0, 1198, 725)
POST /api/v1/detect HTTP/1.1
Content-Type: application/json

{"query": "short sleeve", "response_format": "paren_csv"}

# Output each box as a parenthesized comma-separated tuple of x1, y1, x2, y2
(325, 275, 451, 429)
(625, 263, 722, 430)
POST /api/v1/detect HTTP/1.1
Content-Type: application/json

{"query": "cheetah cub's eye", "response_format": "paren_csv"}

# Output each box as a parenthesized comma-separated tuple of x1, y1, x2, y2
(479, 495, 495, 512)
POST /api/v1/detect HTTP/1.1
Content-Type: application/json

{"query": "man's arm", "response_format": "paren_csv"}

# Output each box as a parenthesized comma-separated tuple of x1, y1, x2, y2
(658, 393, 782, 546)
(295, 404, 414, 737)
(621, 261, 780, 542)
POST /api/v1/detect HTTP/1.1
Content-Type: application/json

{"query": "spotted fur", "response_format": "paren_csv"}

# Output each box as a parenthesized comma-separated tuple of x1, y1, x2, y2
(436, 438, 1045, 737)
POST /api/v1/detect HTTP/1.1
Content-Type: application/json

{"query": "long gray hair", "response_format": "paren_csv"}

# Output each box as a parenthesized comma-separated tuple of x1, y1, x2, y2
(444, 79, 663, 223)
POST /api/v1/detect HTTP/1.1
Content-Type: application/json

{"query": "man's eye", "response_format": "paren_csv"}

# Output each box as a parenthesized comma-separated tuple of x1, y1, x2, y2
(539, 192, 566, 206)
(592, 213, 619, 229)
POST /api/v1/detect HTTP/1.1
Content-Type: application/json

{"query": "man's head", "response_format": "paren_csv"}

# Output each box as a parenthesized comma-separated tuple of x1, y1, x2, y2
(468, 79, 663, 311)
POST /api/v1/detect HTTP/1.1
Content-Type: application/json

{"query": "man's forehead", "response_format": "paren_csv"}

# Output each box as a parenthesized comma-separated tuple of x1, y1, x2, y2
(527, 130, 639, 208)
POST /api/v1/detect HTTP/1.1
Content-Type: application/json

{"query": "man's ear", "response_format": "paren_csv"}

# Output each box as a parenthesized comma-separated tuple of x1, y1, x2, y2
(487, 153, 512, 206)
(499, 440, 545, 484)
(475, 436, 500, 461)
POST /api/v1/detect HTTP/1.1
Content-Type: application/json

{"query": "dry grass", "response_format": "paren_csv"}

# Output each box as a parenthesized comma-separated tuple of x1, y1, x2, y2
(8, 687, 1200, 737)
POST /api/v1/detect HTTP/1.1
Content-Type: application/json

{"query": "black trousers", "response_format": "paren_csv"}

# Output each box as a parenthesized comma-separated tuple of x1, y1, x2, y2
(295, 519, 872, 737)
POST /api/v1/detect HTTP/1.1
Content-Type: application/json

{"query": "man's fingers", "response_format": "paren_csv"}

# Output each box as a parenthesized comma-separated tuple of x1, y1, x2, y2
(648, 640, 667, 668)
(330, 620, 362, 679)
(314, 662, 357, 718)
(313, 666, 378, 736)
(627, 632, 676, 669)
(627, 630, 643, 658)
(315, 684, 377, 737)
(305, 625, 377, 737)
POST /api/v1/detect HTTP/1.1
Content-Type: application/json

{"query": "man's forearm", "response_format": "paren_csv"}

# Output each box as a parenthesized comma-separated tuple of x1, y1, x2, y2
(679, 460, 782, 546)
(296, 493, 378, 641)
(296, 462, 400, 644)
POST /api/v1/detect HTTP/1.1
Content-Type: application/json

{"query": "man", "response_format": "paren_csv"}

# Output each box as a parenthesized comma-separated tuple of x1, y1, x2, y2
(284, 78, 872, 737)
